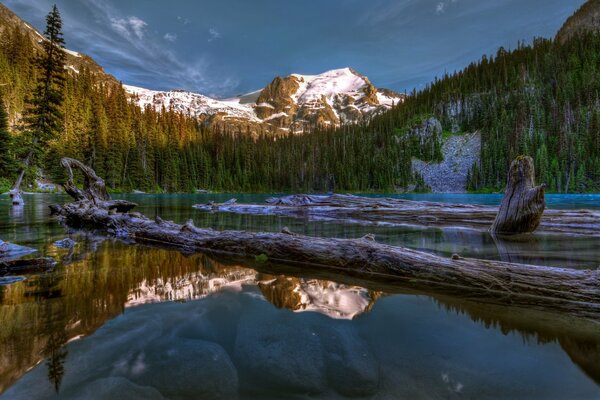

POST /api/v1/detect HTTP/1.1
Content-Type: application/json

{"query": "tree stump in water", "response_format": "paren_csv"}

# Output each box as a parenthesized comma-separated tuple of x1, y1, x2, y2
(9, 189, 23, 206)
(491, 156, 545, 235)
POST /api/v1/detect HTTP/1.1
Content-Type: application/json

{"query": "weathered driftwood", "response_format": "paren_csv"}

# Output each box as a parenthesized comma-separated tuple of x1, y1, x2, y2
(58, 157, 137, 213)
(49, 158, 600, 318)
(193, 193, 600, 236)
(492, 156, 546, 235)
(49, 202, 600, 318)
(8, 189, 23, 206)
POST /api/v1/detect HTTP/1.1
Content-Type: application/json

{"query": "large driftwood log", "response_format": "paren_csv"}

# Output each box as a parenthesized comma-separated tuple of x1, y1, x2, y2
(193, 193, 600, 236)
(48, 158, 600, 319)
(49, 201, 600, 318)
(61, 157, 110, 202)
(492, 156, 546, 235)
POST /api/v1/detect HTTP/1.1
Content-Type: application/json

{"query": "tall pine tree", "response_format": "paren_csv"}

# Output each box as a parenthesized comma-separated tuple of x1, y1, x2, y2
(13, 4, 66, 194)
(0, 93, 12, 175)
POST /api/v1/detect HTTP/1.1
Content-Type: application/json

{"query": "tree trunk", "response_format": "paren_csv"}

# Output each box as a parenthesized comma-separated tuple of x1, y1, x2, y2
(49, 158, 600, 320)
(491, 156, 546, 235)
(10, 150, 33, 206)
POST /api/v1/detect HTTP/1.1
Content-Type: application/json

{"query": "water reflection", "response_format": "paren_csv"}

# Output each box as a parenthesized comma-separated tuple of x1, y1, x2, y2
(3, 194, 600, 268)
(0, 239, 599, 397)
(1, 194, 600, 398)
(9, 205, 23, 220)
(257, 275, 382, 319)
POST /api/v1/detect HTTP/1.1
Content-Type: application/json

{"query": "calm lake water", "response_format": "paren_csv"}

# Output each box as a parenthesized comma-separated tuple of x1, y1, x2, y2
(1, 193, 599, 399)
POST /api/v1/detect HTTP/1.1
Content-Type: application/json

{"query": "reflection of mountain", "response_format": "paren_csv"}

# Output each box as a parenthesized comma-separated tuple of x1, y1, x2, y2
(258, 275, 381, 320)
(0, 242, 258, 394)
(0, 240, 382, 394)
(126, 269, 257, 306)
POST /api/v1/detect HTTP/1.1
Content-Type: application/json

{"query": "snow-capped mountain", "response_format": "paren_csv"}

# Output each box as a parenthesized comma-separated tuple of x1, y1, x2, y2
(1, 1, 402, 136)
(125, 67, 404, 135)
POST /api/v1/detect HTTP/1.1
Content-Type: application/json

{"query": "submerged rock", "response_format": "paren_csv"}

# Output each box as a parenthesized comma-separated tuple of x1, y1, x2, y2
(61, 377, 165, 400)
(233, 304, 326, 394)
(0, 276, 26, 285)
(54, 238, 76, 249)
(128, 338, 238, 400)
(321, 324, 380, 397)
(0, 241, 37, 262)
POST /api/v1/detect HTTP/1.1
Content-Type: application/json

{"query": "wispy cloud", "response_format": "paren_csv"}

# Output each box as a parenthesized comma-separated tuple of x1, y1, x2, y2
(208, 28, 221, 42)
(110, 16, 147, 39)
(177, 16, 190, 25)
(163, 32, 177, 42)
(436, 0, 458, 14)
(5, 0, 238, 95)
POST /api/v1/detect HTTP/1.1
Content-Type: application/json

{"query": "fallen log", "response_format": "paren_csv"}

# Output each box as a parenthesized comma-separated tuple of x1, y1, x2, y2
(193, 193, 600, 236)
(8, 189, 23, 206)
(49, 158, 600, 319)
(50, 202, 600, 318)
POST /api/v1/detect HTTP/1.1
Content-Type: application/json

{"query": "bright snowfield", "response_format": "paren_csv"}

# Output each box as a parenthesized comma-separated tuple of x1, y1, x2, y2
(123, 67, 401, 126)
(291, 68, 397, 111)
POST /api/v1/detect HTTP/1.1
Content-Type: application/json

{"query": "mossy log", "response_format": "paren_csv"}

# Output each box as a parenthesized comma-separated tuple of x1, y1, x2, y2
(491, 156, 546, 235)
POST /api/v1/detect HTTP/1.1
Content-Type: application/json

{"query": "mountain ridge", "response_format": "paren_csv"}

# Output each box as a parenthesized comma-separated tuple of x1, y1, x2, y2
(124, 67, 404, 136)
(556, 0, 600, 43)
(0, 2, 119, 86)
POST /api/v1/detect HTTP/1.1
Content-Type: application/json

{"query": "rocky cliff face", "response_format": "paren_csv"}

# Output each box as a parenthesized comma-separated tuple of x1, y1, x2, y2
(556, 0, 600, 43)
(125, 68, 404, 136)
(412, 131, 481, 193)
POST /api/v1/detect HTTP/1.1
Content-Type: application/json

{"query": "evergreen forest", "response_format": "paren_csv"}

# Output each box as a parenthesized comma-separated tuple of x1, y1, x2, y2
(1, 9, 599, 194)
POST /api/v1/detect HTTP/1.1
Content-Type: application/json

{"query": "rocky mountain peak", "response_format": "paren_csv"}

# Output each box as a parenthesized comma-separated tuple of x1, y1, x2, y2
(126, 67, 405, 136)
(556, 0, 600, 43)
(255, 75, 301, 119)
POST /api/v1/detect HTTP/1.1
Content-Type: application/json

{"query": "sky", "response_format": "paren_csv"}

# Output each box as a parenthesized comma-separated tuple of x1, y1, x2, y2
(3, 0, 586, 98)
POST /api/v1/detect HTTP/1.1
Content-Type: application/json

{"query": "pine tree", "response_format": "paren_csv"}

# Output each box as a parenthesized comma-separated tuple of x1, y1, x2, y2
(0, 93, 13, 175)
(13, 4, 66, 194)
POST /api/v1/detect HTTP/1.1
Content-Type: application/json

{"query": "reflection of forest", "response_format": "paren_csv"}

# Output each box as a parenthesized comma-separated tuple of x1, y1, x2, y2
(0, 241, 255, 393)
(0, 240, 376, 393)
(1, 238, 599, 394)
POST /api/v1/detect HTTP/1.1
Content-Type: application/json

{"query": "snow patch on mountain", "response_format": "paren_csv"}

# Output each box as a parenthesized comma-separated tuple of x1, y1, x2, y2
(123, 85, 259, 121)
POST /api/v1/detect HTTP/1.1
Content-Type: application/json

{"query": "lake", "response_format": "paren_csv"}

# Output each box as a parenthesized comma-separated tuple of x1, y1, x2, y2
(1, 193, 599, 399)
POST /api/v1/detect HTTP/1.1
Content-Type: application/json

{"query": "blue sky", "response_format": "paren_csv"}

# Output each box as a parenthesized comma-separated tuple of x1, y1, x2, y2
(3, 0, 585, 98)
